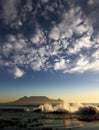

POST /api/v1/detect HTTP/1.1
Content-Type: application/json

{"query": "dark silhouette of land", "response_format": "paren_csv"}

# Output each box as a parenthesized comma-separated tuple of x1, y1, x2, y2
(3, 96, 63, 104)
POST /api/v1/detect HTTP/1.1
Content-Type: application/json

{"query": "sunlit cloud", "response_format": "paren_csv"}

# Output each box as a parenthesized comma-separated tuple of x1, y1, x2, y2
(0, 0, 99, 78)
(13, 67, 24, 78)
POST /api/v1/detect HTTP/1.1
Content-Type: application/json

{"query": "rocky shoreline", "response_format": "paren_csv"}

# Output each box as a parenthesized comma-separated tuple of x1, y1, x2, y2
(0, 108, 99, 130)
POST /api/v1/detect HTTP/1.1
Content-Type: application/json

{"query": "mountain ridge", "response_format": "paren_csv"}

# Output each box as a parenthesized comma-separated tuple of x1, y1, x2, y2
(8, 96, 63, 104)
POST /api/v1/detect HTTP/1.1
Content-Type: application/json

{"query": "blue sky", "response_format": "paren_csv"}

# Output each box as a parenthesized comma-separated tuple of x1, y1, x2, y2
(0, 0, 99, 102)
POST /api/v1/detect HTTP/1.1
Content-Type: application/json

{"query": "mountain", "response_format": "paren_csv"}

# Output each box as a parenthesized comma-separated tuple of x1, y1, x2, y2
(10, 96, 63, 104)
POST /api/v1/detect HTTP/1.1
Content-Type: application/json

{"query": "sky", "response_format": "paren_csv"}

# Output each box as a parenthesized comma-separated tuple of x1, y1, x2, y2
(0, 0, 99, 103)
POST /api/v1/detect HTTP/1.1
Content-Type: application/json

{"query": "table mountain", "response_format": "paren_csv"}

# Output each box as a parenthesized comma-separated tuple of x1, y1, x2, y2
(11, 96, 63, 104)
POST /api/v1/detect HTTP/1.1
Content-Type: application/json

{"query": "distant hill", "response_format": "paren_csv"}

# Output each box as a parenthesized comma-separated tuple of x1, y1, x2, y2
(9, 96, 63, 104)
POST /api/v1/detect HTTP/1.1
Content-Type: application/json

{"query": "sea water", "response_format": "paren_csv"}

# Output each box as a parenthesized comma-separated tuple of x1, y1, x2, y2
(0, 103, 99, 130)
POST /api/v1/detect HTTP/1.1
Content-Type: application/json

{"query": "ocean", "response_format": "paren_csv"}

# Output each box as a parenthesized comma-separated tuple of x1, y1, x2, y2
(0, 103, 99, 130)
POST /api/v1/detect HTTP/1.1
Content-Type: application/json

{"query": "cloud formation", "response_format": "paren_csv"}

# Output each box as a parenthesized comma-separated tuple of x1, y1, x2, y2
(14, 67, 24, 78)
(2, 0, 20, 24)
(0, 0, 99, 78)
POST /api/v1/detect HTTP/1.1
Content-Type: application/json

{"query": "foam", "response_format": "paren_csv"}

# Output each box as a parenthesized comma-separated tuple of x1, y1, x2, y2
(33, 102, 99, 115)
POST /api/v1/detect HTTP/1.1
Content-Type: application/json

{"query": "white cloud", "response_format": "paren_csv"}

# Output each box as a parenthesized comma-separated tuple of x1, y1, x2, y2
(48, 4, 93, 44)
(48, 41, 62, 56)
(92, 49, 99, 59)
(89, 60, 99, 71)
(30, 60, 42, 71)
(31, 35, 40, 44)
(7, 35, 16, 42)
(3, 43, 13, 57)
(62, 40, 69, 49)
(30, 26, 46, 45)
(49, 26, 60, 40)
(0, 0, 99, 77)
(88, 0, 94, 5)
(68, 34, 93, 54)
(39, 46, 46, 57)
(66, 54, 99, 73)
(14, 67, 24, 78)
(54, 59, 66, 70)
(69, 55, 89, 73)
(2, 0, 20, 24)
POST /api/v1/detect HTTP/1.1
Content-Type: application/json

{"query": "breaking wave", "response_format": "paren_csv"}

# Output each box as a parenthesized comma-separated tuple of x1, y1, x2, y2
(32, 103, 99, 115)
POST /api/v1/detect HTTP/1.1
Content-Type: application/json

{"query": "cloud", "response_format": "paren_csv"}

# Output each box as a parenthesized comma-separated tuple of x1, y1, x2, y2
(54, 59, 66, 71)
(88, 0, 94, 5)
(49, 26, 60, 40)
(79, 0, 99, 32)
(66, 53, 99, 73)
(30, 26, 46, 45)
(2, 0, 20, 24)
(68, 34, 93, 54)
(13, 67, 24, 78)
(92, 49, 99, 59)
(2, 43, 13, 57)
(0, 0, 99, 77)
(67, 55, 90, 73)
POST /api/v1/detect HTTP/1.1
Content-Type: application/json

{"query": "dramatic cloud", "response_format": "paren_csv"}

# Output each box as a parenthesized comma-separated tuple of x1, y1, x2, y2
(0, 0, 99, 78)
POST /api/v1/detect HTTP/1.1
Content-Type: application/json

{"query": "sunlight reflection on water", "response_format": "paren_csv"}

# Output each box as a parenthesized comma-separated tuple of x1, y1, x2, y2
(42, 116, 84, 129)
(64, 119, 84, 128)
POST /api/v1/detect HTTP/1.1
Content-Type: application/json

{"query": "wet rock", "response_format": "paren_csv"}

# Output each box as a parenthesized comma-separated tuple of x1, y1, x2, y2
(33, 108, 42, 113)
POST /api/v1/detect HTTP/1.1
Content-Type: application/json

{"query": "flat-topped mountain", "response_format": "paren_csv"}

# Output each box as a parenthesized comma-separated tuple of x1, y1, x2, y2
(11, 96, 63, 104)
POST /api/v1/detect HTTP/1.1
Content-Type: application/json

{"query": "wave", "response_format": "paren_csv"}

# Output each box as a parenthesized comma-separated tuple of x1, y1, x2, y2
(32, 103, 99, 115)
